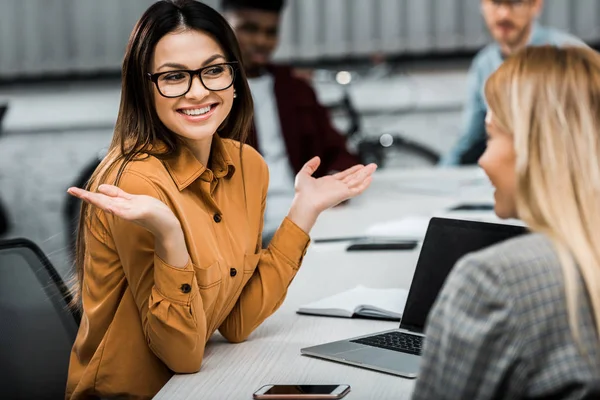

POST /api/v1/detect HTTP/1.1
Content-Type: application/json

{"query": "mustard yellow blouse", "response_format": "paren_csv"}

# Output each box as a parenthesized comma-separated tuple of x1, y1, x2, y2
(66, 135, 310, 399)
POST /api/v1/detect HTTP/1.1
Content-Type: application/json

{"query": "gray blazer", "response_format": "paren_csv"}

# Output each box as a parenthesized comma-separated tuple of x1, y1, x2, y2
(411, 233, 600, 400)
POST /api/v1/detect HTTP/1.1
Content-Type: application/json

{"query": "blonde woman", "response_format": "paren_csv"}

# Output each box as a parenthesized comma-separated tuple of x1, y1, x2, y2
(412, 46, 600, 399)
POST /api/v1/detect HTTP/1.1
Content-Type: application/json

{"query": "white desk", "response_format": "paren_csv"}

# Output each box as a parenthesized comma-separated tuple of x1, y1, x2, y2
(310, 166, 495, 240)
(154, 167, 492, 400)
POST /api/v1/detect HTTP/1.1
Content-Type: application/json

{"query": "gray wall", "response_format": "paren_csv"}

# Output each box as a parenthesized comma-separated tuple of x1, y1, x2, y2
(1, 0, 599, 79)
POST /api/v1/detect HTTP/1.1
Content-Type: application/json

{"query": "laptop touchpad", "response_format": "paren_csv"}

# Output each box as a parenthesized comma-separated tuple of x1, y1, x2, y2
(340, 347, 420, 375)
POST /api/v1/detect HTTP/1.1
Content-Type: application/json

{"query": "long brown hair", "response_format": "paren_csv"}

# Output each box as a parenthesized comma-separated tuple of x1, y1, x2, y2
(485, 45, 600, 346)
(70, 0, 254, 307)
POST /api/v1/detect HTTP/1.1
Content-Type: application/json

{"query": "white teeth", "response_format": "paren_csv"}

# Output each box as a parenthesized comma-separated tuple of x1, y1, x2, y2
(181, 106, 212, 116)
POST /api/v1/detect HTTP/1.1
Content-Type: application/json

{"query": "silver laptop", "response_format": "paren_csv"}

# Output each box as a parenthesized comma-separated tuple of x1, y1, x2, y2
(301, 217, 527, 378)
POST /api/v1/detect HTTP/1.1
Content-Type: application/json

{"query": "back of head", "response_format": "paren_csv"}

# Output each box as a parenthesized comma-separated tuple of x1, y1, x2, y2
(485, 45, 600, 345)
(221, 0, 285, 13)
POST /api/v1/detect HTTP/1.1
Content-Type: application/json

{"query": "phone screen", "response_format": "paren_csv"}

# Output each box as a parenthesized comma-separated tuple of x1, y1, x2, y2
(264, 385, 340, 395)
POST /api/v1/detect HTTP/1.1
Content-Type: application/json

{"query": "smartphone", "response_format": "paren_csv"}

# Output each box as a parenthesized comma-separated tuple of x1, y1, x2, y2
(253, 384, 351, 399)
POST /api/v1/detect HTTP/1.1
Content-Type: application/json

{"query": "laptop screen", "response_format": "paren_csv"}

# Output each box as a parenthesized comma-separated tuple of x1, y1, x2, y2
(399, 217, 527, 333)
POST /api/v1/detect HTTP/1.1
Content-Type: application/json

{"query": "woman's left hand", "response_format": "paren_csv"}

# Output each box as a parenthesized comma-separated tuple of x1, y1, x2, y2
(294, 157, 377, 213)
(287, 157, 377, 233)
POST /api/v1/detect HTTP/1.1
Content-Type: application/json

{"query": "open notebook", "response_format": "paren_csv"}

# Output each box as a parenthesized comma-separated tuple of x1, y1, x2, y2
(297, 285, 408, 320)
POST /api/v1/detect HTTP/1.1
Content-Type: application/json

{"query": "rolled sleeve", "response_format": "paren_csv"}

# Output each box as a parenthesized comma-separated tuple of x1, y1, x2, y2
(153, 254, 197, 304)
(268, 217, 311, 268)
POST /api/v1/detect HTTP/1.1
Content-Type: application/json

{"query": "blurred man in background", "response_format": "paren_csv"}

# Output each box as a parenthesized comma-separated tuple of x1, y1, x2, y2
(440, 0, 584, 166)
(222, 0, 359, 243)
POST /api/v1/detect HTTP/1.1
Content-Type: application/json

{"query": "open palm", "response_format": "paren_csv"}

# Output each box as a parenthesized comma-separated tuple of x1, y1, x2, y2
(294, 157, 377, 213)
(67, 184, 179, 235)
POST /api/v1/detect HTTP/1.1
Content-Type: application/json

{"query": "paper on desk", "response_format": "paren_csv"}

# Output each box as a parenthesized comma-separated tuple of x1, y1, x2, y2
(390, 173, 493, 196)
(366, 216, 430, 239)
(366, 211, 525, 240)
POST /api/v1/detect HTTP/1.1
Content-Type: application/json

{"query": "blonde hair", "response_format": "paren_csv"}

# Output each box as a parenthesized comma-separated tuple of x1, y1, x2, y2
(485, 45, 600, 345)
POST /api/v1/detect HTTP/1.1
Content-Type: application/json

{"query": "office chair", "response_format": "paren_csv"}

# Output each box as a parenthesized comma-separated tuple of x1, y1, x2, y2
(0, 103, 7, 135)
(64, 156, 102, 260)
(326, 88, 440, 168)
(0, 103, 10, 236)
(0, 200, 9, 237)
(0, 238, 80, 400)
(321, 68, 440, 168)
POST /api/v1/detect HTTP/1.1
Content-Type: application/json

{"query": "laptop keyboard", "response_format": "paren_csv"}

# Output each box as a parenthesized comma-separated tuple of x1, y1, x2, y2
(351, 331, 423, 356)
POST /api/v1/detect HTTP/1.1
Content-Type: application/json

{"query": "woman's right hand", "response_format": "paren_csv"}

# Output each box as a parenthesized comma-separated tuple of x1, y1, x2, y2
(67, 184, 181, 238)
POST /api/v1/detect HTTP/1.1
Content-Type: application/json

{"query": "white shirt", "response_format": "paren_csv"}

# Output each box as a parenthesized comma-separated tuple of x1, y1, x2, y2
(247, 73, 296, 236)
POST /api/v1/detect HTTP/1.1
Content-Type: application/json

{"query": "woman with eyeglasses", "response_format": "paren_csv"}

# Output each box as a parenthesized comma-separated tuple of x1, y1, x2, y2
(412, 46, 600, 399)
(65, 1, 376, 398)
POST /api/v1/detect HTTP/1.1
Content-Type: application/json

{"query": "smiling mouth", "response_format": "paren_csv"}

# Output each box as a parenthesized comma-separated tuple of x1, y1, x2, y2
(178, 104, 216, 116)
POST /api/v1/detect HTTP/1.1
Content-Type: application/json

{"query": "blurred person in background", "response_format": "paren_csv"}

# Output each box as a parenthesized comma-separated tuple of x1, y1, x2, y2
(440, 0, 584, 166)
(222, 0, 360, 245)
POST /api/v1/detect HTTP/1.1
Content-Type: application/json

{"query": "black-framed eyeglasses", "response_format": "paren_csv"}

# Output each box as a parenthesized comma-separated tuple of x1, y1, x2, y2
(147, 62, 238, 98)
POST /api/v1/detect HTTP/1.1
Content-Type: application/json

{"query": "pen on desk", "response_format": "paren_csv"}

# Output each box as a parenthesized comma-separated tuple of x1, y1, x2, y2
(448, 203, 494, 211)
(313, 236, 369, 244)
(346, 240, 419, 251)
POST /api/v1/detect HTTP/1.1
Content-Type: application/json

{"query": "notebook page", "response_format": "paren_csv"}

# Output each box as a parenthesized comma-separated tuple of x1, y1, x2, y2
(297, 286, 408, 319)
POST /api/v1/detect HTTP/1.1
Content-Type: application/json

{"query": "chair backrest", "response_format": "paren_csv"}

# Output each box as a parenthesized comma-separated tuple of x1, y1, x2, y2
(0, 238, 79, 400)
(0, 198, 9, 236)
(0, 103, 7, 137)
(64, 155, 102, 261)
(0, 103, 7, 125)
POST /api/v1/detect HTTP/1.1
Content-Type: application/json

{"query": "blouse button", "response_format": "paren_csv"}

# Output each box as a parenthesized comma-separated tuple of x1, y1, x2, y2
(180, 283, 192, 293)
(230, 268, 237, 277)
